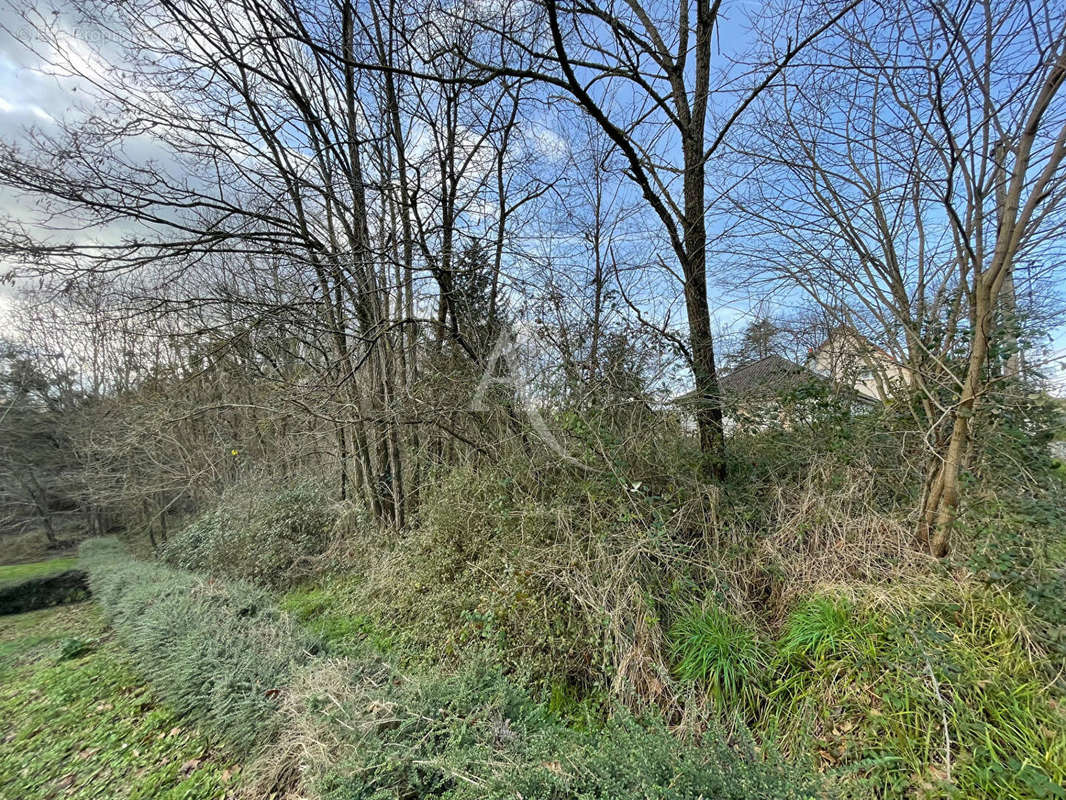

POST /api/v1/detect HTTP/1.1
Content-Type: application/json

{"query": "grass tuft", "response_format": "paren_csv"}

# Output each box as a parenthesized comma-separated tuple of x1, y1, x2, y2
(669, 603, 768, 716)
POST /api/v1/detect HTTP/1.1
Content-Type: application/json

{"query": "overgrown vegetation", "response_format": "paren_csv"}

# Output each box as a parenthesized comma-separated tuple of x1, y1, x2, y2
(82, 537, 315, 754)
(0, 603, 234, 799)
(1, 0, 1064, 795)
(161, 481, 338, 589)
(266, 405, 1066, 799)
(86, 538, 831, 799)
(274, 659, 825, 800)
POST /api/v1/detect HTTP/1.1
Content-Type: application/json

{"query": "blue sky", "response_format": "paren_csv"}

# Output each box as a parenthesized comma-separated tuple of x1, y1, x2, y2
(0, 0, 1063, 392)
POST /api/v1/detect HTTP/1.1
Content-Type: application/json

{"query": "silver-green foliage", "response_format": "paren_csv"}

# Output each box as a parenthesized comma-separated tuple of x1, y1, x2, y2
(80, 537, 315, 755)
(161, 482, 335, 588)
(313, 659, 826, 800)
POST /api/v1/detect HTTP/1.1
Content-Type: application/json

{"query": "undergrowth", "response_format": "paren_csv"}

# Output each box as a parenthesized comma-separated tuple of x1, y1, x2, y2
(767, 583, 1065, 799)
(251, 657, 827, 800)
(275, 423, 1066, 800)
(81, 537, 315, 755)
(161, 480, 337, 589)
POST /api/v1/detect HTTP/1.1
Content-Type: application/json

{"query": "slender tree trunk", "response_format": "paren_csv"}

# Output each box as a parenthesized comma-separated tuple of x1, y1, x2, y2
(682, 137, 725, 479)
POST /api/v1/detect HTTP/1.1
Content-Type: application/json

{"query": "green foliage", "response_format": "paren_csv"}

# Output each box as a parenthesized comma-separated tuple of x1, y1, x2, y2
(81, 537, 315, 755)
(280, 579, 394, 657)
(0, 604, 232, 799)
(161, 481, 336, 589)
(769, 585, 1066, 799)
(961, 489, 1066, 663)
(778, 597, 871, 663)
(304, 660, 826, 800)
(669, 604, 768, 716)
(58, 635, 94, 660)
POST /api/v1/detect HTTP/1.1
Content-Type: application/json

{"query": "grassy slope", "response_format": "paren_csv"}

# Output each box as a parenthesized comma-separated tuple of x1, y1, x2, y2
(0, 602, 237, 800)
(0, 556, 79, 587)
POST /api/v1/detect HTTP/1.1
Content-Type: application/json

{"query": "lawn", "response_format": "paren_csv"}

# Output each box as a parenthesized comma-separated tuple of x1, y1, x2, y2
(0, 557, 79, 588)
(0, 603, 239, 799)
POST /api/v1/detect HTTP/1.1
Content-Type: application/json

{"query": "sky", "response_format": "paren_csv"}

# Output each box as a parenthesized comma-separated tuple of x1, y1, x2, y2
(0, 0, 1063, 392)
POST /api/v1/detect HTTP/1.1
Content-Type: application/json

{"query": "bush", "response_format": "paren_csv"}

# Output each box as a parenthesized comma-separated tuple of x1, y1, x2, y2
(266, 658, 828, 800)
(81, 537, 315, 754)
(161, 481, 337, 589)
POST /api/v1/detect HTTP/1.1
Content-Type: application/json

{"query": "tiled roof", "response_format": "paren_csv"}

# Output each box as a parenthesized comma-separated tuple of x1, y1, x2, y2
(718, 355, 826, 397)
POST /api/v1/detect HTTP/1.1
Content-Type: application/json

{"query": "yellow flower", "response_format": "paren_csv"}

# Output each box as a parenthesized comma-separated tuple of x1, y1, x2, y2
(231, 449, 239, 456)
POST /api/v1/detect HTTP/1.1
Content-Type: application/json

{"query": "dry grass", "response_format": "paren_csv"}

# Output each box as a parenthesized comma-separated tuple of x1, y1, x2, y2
(239, 659, 379, 800)
(757, 459, 931, 614)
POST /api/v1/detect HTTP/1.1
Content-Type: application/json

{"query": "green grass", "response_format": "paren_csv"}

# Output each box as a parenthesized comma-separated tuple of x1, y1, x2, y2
(280, 578, 396, 658)
(0, 603, 237, 799)
(0, 556, 78, 587)
(767, 585, 1066, 799)
(669, 603, 769, 718)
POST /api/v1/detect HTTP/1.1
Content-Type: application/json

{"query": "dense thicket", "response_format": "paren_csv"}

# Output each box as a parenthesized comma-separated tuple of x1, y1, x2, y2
(2, 0, 1066, 796)
(1, 0, 1061, 557)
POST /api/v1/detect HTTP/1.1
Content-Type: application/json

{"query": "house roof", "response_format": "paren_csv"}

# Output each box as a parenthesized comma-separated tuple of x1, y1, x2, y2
(718, 355, 826, 398)
(808, 325, 892, 361)
(671, 355, 827, 404)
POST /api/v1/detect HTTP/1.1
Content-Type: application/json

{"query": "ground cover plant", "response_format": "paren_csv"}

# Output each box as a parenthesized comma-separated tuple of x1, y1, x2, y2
(161, 481, 338, 590)
(82, 537, 316, 755)
(248, 650, 830, 800)
(0, 602, 234, 799)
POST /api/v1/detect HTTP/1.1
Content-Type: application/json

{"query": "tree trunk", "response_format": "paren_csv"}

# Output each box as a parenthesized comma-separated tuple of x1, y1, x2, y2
(682, 137, 725, 479)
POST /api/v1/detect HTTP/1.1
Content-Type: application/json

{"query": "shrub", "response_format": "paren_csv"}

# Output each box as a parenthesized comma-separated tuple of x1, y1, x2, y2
(81, 537, 315, 755)
(161, 481, 337, 589)
(264, 658, 828, 800)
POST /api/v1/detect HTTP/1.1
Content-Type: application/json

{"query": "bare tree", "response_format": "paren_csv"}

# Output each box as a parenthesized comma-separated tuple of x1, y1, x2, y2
(456, 0, 860, 476)
(734, 0, 1066, 554)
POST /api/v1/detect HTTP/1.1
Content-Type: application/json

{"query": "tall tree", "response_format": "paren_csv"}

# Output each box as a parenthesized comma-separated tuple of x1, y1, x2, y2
(735, 0, 1066, 554)
(460, 0, 860, 477)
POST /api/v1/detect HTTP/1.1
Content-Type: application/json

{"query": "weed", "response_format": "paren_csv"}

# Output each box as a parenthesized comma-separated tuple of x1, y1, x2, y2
(58, 636, 94, 660)
(768, 583, 1066, 799)
(778, 596, 872, 662)
(669, 603, 769, 718)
